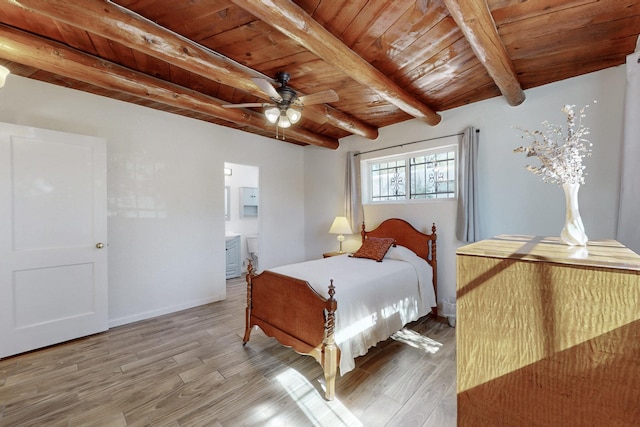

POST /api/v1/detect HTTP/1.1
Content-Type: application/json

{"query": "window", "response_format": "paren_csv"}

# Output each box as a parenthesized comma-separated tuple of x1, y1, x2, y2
(363, 145, 457, 203)
(370, 159, 406, 201)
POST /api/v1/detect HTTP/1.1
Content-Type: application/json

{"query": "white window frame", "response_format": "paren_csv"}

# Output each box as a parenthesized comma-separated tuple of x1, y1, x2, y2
(361, 142, 458, 205)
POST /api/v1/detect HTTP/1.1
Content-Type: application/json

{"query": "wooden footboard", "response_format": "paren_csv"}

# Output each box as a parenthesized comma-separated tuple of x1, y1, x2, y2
(243, 263, 339, 400)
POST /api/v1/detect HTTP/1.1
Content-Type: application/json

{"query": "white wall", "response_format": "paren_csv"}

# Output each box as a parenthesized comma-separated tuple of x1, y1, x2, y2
(0, 64, 627, 326)
(304, 65, 627, 306)
(0, 75, 305, 327)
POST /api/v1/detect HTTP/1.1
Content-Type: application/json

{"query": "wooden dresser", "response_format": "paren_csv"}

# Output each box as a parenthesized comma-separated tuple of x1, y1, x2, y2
(456, 235, 640, 426)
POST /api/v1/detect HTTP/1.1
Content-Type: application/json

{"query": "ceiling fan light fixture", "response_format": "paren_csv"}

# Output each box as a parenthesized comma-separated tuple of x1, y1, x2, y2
(264, 106, 280, 124)
(286, 108, 302, 124)
(277, 113, 292, 128)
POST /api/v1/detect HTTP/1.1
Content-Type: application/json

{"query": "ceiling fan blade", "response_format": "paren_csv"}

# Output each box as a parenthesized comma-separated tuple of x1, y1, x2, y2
(221, 103, 266, 109)
(296, 89, 339, 106)
(251, 77, 282, 102)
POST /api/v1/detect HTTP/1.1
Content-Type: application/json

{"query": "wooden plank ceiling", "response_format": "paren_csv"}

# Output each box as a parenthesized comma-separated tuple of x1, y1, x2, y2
(0, 0, 638, 149)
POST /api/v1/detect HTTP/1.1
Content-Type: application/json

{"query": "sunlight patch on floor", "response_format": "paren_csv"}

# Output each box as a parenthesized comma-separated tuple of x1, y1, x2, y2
(391, 328, 442, 354)
(276, 368, 362, 427)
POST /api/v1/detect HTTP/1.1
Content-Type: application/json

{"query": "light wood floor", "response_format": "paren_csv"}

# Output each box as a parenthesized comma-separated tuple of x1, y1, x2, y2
(0, 277, 456, 426)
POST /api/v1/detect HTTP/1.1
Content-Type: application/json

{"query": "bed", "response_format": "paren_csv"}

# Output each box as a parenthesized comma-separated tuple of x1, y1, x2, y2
(242, 218, 438, 400)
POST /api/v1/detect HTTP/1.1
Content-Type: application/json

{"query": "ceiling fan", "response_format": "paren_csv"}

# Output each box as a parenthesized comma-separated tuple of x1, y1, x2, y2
(222, 71, 339, 129)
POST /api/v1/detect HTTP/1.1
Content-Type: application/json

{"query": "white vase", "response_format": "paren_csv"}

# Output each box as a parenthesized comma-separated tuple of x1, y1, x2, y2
(560, 182, 588, 246)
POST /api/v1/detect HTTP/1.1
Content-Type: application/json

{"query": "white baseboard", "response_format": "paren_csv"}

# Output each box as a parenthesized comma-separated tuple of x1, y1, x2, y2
(108, 293, 225, 328)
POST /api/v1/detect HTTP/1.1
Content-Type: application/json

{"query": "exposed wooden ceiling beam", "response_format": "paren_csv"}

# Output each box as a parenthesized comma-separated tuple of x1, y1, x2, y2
(9, 0, 377, 140)
(443, 0, 525, 106)
(0, 24, 339, 149)
(230, 0, 442, 126)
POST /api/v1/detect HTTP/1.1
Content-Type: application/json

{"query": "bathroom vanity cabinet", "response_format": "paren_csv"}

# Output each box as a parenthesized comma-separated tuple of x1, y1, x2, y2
(225, 234, 241, 279)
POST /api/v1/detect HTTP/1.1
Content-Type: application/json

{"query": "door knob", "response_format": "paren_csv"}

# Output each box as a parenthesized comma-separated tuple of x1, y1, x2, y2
(96, 243, 105, 249)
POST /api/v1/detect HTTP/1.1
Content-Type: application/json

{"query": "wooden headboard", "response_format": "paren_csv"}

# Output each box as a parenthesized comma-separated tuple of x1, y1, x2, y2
(361, 218, 436, 265)
(361, 218, 438, 312)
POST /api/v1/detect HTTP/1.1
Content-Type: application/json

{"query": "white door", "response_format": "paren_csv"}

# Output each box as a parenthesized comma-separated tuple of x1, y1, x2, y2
(0, 122, 108, 358)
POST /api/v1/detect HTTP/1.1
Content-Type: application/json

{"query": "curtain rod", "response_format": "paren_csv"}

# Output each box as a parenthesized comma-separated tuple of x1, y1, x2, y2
(354, 129, 479, 156)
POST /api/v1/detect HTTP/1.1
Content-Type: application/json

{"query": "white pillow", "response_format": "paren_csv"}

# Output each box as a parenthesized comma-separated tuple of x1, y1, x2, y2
(384, 244, 419, 262)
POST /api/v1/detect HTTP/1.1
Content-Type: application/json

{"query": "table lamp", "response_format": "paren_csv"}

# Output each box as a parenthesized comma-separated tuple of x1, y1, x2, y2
(329, 216, 352, 253)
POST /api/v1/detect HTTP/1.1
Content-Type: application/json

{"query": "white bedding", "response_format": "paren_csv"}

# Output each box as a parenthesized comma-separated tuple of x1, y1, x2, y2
(269, 245, 435, 375)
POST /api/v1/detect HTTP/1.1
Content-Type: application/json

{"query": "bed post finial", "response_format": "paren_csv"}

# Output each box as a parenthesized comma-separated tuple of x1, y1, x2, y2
(243, 260, 254, 346)
(323, 279, 338, 400)
(431, 223, 437, 262)
(430, 223, 438, 317)
(361, 221, 366, 243)
(247, 259, 254, 276)
(325, 279, 337, 339)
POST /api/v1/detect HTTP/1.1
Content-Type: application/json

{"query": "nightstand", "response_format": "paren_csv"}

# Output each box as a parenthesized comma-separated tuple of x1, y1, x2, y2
(323, 251, 348, 258)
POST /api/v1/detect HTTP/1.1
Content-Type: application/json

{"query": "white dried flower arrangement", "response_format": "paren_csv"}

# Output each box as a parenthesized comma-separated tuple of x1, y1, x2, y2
(514, 103, 593, 185)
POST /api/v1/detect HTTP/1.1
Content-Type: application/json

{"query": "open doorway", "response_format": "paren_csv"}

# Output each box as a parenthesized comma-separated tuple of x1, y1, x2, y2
(224, 162, 259, 276)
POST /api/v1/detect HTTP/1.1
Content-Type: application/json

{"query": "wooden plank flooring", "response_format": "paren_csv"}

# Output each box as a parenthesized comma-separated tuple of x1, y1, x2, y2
(0, 277, 456, 426)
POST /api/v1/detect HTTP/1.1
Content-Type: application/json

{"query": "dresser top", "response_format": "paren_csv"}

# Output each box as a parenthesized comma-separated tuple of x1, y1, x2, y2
(456, 235, 640, 271)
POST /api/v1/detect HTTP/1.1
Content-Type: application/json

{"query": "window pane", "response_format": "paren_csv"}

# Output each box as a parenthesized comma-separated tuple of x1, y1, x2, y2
(371, 160, 406, 201)
(409, 150, 455, 199)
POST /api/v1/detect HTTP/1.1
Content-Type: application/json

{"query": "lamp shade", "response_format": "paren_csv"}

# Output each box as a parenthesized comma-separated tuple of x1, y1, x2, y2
(277, 113, 292, 128)
(264, 106, 280, 123)
(329, 216, 352, 235)
(0, 66, 9, 88)
(286, 108, 302, 124)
